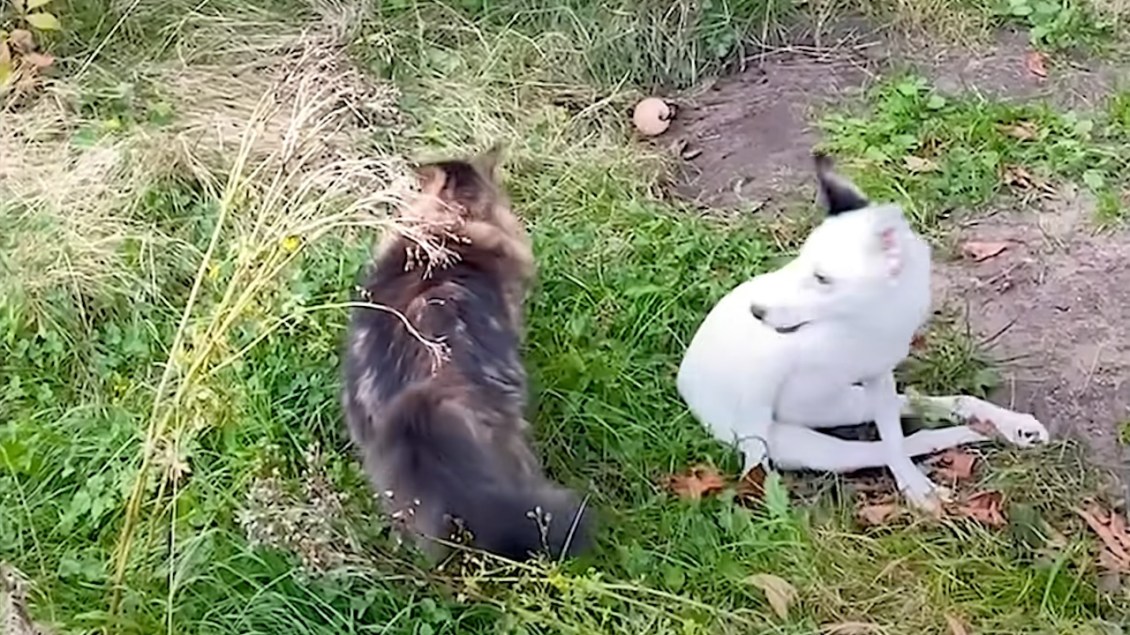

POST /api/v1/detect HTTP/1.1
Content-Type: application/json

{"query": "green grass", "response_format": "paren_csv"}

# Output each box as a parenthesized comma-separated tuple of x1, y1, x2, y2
(371, 0, 795, 90)
(819, 74, 1130, 230)
(3, 0, 1130, 633)
(849, 0, 1127, 53)
(990, 0, 1119, 51)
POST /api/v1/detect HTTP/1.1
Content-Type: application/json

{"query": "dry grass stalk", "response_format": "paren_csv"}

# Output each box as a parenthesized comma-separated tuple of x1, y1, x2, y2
(0, 83, 166, 316)
(107, 12, 452, 615)
(1, 563, 51, 635)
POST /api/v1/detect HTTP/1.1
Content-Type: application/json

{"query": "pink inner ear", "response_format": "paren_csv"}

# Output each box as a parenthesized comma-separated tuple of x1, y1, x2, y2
(879, 227, 902, 276)
(879, 227, 897, 252)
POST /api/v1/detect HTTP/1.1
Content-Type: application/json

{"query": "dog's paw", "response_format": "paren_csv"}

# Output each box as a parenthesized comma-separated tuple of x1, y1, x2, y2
(991, 413, 1049, 448)
(738, 439, 772, 474)
(893, 464, 947, 513)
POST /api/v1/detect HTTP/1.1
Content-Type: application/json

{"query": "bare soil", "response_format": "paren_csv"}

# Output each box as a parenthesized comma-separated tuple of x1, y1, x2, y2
(936, 189, 1130, 470)
(661, 24, 1130, 467)
(663, 51, 875, 209)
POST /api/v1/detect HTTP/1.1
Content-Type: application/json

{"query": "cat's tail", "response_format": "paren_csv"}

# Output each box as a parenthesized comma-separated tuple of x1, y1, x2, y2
(374, 386, 592, 561)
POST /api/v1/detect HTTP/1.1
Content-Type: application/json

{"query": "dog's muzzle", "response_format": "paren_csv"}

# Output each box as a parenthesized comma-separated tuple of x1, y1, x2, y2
(749, 302, 806, 334)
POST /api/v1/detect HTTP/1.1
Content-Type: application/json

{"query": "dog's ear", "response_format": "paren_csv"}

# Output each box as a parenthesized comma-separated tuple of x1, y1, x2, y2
(814, 151, 869, 215)
(876, 225, 903, 277)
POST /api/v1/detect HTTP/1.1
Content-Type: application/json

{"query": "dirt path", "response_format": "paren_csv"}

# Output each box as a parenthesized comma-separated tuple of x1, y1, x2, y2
(662, 24, 1130, 470)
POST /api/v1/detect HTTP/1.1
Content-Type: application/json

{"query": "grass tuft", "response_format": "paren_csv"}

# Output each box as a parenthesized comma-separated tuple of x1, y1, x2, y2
(819, 73, 1130, 230)
(373, 0, 795, 91)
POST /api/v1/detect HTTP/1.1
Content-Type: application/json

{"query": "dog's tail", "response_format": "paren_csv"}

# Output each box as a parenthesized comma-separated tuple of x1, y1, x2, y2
(375, 386, 592, 561)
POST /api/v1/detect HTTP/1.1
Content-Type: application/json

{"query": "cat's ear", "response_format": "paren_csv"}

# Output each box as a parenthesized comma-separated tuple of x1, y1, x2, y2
(414, 164, 448, 196)
(814, 151, 869, 215)
(472, 143, 504, 181)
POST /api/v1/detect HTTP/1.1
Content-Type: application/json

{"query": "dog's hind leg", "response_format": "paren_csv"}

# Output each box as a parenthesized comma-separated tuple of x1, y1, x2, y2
(768, 423, 992, 472)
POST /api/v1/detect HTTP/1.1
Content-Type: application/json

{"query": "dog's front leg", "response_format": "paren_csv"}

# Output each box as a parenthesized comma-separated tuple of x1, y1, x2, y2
(906, 395, 1049, 447)
(865, 372, 946, 513)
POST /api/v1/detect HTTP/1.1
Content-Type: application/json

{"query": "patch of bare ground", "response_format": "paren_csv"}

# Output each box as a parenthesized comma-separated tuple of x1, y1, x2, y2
(660, 21, 1130, 469)
(935, 186, 1130, 471)
(896, 28, 1126, 110)
(661, 24, 1124, 211)
(662, 46, 878, 210)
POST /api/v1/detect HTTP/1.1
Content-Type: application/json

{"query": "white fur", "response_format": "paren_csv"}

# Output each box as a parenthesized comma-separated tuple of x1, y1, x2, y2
(676, 165, 1048, 513)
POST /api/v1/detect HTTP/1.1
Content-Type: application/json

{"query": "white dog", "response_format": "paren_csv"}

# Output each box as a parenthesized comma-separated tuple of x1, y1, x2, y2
(676, 152, 1049, 512)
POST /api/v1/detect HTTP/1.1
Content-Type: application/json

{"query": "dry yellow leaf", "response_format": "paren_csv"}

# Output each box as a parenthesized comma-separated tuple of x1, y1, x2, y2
(903, 155, 940, 173)
(945, 614, 971, 635)
(820, 622, 884, 634)
(745, 573, 798, 620)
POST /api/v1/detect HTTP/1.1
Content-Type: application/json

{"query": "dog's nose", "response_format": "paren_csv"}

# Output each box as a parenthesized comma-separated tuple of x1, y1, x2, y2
(749, 303, 767, 321)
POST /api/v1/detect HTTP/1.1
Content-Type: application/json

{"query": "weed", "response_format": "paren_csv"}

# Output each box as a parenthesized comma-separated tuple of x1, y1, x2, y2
(819, 73, 1130, 229)
(992, 0, 1115, 51)
(851, 0, 1123, 51)
(371, 0, 795, 91)
(899, 310, 1000, 398)
(848, 0, 999, 42)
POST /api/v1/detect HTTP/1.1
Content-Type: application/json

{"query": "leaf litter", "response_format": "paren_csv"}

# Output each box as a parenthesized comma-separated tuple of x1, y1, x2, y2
(953, 491, 1007, 528)
(1024, 50, 1048, 78)
(1074, 499, 1130, 571)
(857, 497, 901, 527)
(999, 120, 1038, 141)
(671, 448, 1005, 531)
(736, 463, 767, 504)
(903, 155, 940, 173)
(1001, 165, 1057, 197)
(664, 464, 726, 500)
(960, 241, 1009, 262)
(664, 463, 770, 506)
(927, 448, 978, 482)
(945, 614, 971, 635)
(746, 573, 798, 620)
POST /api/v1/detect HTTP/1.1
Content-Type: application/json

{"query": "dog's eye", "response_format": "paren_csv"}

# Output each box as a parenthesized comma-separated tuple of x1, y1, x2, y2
(814, 272, 832, 285)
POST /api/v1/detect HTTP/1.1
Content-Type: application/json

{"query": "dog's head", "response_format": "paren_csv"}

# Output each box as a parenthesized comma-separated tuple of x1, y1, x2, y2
(749, 152, 916, 334)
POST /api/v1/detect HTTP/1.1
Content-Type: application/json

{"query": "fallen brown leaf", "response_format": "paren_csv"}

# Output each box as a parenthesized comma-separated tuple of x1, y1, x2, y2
(858, 501, 899, 527)
(1000, 120, 1038, 141)
(945, 614, 971, 635)
(960, 241, 1009, 262)
(1025, 50, 1048, 78)
(746, 573, 798, 620)
(955, 491, 1007, 528)
(821, 622, 884, 634)
(930, 448, 977, 482)
(1001, 165, 1057, 197)
(904, 155, 940, 173)
(736, 464, 767, 505)
(8, 29, 35, 54)
(1074, 500, 1130, 571)
(1098, 548, 1127, 574)
(22, 52, 53, 69)
(665, 464, 726, 500)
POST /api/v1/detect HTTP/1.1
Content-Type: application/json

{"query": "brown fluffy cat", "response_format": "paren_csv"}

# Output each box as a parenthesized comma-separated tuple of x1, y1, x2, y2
(341, 148, 592, 561)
